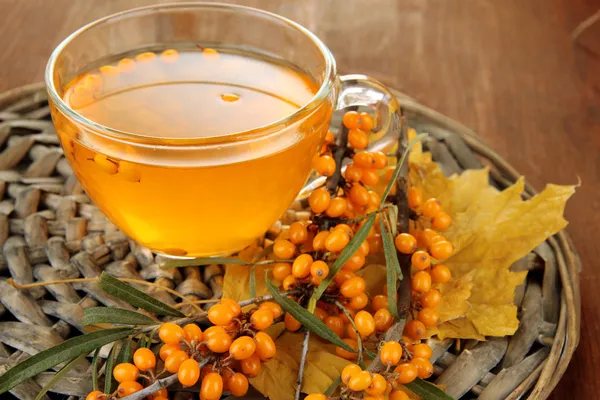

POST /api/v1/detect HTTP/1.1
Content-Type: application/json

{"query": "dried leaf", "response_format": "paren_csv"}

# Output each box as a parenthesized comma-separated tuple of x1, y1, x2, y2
(428, 319, 485, 341)
(222, 245, 266, 302)
(434, 271, 475, 323)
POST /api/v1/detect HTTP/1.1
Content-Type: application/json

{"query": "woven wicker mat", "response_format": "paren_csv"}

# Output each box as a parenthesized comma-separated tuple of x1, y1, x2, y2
(0, 83, 582, 400)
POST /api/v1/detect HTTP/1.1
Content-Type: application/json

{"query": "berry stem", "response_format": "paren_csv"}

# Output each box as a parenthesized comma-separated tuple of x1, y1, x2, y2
(295, 329, 311, 400)
(326, 107, 356, 196)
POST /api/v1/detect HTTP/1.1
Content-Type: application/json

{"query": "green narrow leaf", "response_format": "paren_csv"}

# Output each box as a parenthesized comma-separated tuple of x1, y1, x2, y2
(265, 277, 354, 352)
(405, 378, 454, 400)
(0, 327, 133, 394)
(115, 339, 132, 365)
(84, 307, 158, 326)
(249, 265, 257, 299)
(104, 342, 118, 393)
(324, 375, 342, 396)
(98, 273, 184, 317)
(364, 348, 377, 359)
(159, 257, 246, 268)
(381, 218, 400, 317)
(312, 213, 376, 301)
(91, 348, 100, 392)
(34, 352, 88, 400)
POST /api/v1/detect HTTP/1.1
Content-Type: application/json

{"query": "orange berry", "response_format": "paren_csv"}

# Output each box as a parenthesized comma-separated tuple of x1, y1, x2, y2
(395, 233, 417, 254)
(367, 234, 382, 253)
(306, 395, 327, 400)
(390, 390, 410, 400)
(314, 307, 328, 322)
(412, 271, 432, 293)
(310, 260, 330, 281)
(432, 211, 452, 230)
(360, 112, 375, 131)
(342, 110, 361, 130)
(309, 188, 331, 214)
(324, 130, 335, 143)
(113, 363, 139, 383)
(292, 254, 313, 278)
(312, 230, 330, 251)
(394, 362, 418, 384)
(164, 350, 189, 373)
(421, 289, 442, 308)
(133, 347, 156, 372)
(315, 155, 336, 176)
(203, 326, 226, 338)
(348, 129, 369, 149)
(361, 169, 380, 186)
(418, 308, 440, 327)
(411, 251, 431, 270)
(220, 298, 242, 317)
(411, 343, 433, 360)
(421, 198, 442, 219)
(344, 163, 363, 182)
(282, 275, 297, 291)
(371, 295, 388, 311)
(250, 309, 274, 330)
(348, 370, 373, 391)
(407, 187, 423, 209)
(177, 358, 200, 386)
(349, 183, 370, 206)
(354, 311, 376, 336)
(342, 363, 362, 383)
(273, 239, 296, 259)
(341, 254, 365, 272)
(354, 152, 374, 168)
(334, 270, 355, 286)
(227, 372, 249, 397)
(289, 222, 309, 244)
(325, 316, 345, 337)
(367, 190, 381, 208)
(340, 308, 356, 325)
(272, 262, 292, 281)
(371, 151, 387, 169)
(159, 343, 181, 361)
(336, 338, 358, 360)
(419, 229, 438, 249)
(200, 372, 223, 400)
(117, 381, 143, 397)
(359, 218, 376, 238)
(380, 341, 403, 366)
(411, 357, 434, 379)
(348, 292, 369, 310)
(206, 332, 232, 353)
(431, 264, 452, 283)
(340, 276, 366, 298)
(326, 197, 348, 218)
(86, 391, 104, 400)
(284, 312, 302, 332)
(374, 308, 394, 332)
(240, 353, 262, 376)
(159, 322, 185, 345)
(366, 373, 387, 396)
(325, 229, 350, 252)
(152, 388, 168, 398)
(258, 301, 283, 319)
(183, 323, 203, 342)
(208, 304, 235, 326)
(357, 240, 370, 256)
(230, 336, 256, 360)
(405, 320, 427, 340)
(430, 241, 454, 260)
(334, 223, 354, 236)
(254, 331, 277, 360)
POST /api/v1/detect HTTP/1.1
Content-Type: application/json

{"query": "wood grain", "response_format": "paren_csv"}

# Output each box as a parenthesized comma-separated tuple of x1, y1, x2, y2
(0, 0, 598, 398)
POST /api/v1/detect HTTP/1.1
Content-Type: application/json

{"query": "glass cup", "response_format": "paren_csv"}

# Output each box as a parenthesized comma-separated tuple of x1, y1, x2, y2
(46, 3, 402, 258)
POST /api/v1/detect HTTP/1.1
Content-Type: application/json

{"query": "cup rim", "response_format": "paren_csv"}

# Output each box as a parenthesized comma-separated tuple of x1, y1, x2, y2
(45, 2, 337, 146)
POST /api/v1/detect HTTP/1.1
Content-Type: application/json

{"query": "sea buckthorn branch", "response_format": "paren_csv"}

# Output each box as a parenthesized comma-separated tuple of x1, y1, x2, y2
(325, 109, 354, 196)
(334, 301, 364, 366)
(295, 330, 311, 400)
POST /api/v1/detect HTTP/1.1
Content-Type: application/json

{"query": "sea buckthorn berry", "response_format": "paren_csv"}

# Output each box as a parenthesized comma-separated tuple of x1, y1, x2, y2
(432, 211, 452, 230)
(354, 151, 374, 168)
(405, 320, 427, 340)
(421, 198, 442, 219)
(342, 254, 365, 272)
(254, 331, 277, 360)
(164, 350, 189, 373)
(354, 311, 376, 336)
(159, 322, 185, 345)
(421, 289, 442, 308)
(312, 231, 330, 251)
(230, 336, 257, 360)
(314, 155, 336, 176)
(203, 326, 226, 339)
(366, 373, 387, 396)
(411, 357, 434, 379)
(86, 391, 103, 400)
(99, 65, 119, 77)
(113, 363, 139, 383)
(240, 353, 262, 377)
(348, 292, 369, 310)
(272, 262, 292, 281)
(325, 130, 335, 143)
(334, 223, 354, 236)
(220, 298, 242, 317)
(152, 388, 168, 398)
(372, 295, 388, 311)
(250, 309, 274, 330)
(340, 276, 366, 298)
(349, 183, 370, 206)
(159, 343, 181, 361)
(208, 304, 235, 326)
(309, 188, 331, 214)
(289, 222, 308, 244)
(411, 251, 431, 270)
(367, 190, 381, 208)
(93, 154, 118, 174)
(117, 381, 143, 397)
(357, 240, 370, 256)
(418, 228, 438, 249)
(359, 218, 376, 238)
(160, 49, 179, 62)
(390, 390, 410, 400)
(133, 347, 156, 372)
(336, 338, 358, 360)
(394, 362, 418, 384)
(292, 254, 313, 278)
(380, 341, 403, 366)
(118, 161, 141, 182)
(201, 372, 223, 400)
(395, 233, 417, 254)
(345, 163, 363, 182)
(348, 129, 369, 149)
(310, 260, 330, 281)
(135, 51, 156, 62)
(305, 395, 327, 400)
(418, 308, 440, 327)
(341, 363, 362, 383)
(325, 230, 350, 252)
(430, 241, 454, 260)
(345, 324, 360, 340)
(273, 239, 296, 259)
(371, 151, 387, 169)
(431, 264, 452, 283)
(407, 187, 423, 209)
(360, 112, 375, 131)
(361, 168, 380, 186)
(367, 234, 383, 253)
(206, 332, 232, 353)
(178, 358, 200, 387)
(412, 271, 432, 293)
(340, 308, 356, 325)
(342, 110, 361, 130)
(284, 312, 302, 332)
(259, 301, 283, 319)
(228, 372, 249, 397)
(282, 275, 297, 290)
(182, 324, 203, 343)
(314, 307, 328, 322)
(411, 343, 433, 360)
(374, 308, 394, 332)
(334, 270, 355, 286)
(326, 197, 348, 218)
(325, 316, 345, 337)
(348, 370, 373, 391)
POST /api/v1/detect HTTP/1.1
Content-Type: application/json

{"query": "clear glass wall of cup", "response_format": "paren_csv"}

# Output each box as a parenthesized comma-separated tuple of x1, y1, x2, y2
(46, 3, 402, 258)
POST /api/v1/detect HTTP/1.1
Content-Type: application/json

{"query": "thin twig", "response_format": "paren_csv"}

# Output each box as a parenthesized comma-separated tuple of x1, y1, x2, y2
(326, 106, 356, 196)
(295, 330, 311, 400)
(335, 301, 363, 366)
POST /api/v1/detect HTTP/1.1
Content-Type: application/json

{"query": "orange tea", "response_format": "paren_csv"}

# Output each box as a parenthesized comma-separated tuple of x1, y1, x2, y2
(51, 47, 332, 256)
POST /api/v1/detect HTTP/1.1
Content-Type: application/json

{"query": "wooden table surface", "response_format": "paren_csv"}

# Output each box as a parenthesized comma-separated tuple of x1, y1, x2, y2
(0, 0, 598, 398)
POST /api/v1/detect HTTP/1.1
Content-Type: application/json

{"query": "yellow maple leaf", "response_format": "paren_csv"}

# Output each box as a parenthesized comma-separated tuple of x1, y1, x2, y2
(222, 244, 267, 302)
(434, 270, 475, 322)
(429, 318, 486, 341)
